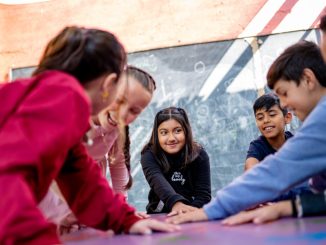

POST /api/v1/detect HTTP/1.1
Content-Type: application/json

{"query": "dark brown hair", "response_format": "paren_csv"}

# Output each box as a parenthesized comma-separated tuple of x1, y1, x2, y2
(267, 41, 326, 89)
(33, 26, 126, 83)
(142, 107, 201, 173)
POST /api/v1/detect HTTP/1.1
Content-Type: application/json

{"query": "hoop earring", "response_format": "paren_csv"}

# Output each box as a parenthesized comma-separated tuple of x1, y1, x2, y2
(102, 90, 109, 102)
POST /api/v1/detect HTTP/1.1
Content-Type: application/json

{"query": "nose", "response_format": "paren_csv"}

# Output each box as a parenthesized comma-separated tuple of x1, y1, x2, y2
(263, 115, 270, 123)
(167, 133, 177, 142)
(117, 106, 129, 125)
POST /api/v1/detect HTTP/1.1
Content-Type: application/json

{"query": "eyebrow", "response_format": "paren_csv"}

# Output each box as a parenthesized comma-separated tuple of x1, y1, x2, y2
(267, 109, 277, 113)
(255, 112, 264, 117)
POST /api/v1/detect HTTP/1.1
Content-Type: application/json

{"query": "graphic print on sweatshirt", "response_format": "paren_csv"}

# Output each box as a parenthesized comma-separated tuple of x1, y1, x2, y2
(171, 172, 185, 185)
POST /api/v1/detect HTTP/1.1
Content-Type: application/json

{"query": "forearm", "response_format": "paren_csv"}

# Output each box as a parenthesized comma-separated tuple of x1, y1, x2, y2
(244, 158, 259, 171)
(109, 156, 129, 196)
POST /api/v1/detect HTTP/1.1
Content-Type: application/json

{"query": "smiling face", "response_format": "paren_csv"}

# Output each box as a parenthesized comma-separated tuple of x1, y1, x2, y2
(158, 119, 186, 154)
(116, 75, 152, 125)
(255, 105, 291, 139)
(273, 78, 318, 122)
(104, 74, 153, 127)
(98, 74, 152, 130)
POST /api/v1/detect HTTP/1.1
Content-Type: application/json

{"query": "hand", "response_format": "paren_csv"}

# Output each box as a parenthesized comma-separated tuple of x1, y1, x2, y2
(166, 208, 208, 224)
(167, 202, 198, 217)
(58, 213, 86, 235)
(221, 201, 292, 226)
(135, 211, 151, 219)
(129, 219, 181, 235)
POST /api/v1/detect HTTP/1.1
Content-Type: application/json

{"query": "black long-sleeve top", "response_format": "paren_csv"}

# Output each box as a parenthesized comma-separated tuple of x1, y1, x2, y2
(141, 147, 211, 213)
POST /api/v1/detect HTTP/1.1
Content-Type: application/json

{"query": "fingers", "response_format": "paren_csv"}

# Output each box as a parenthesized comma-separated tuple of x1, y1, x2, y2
(145, 219, 181, 233)
(222, 209, 272, 226)
(222, 212, 256, 226)
(135, 226, 153, 235)
(135, 212, 151, 219)
(168, 207, 197, 217)
(129, 219, 181, 235)
(58, 224, 80, 235)
(166, 208, 208, 225)
(166, 213, 191, 224)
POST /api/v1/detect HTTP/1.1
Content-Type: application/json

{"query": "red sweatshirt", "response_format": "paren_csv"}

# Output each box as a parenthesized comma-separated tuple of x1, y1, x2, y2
(0, 71, 140, 244)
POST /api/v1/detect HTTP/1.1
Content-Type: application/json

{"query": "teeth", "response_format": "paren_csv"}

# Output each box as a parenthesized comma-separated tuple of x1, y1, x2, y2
(108, 115, 117, 126)
(265, 127, 273, 130)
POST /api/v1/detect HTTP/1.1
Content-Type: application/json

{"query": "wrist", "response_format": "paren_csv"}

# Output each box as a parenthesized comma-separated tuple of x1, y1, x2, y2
(279, 201, 293, 217)
(197, 208, 209, 221)
(172, 201, 183, 209)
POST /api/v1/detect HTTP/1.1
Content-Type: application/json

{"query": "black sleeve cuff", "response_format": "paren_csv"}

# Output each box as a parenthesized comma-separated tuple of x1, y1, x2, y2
(300, 193, 326, 217)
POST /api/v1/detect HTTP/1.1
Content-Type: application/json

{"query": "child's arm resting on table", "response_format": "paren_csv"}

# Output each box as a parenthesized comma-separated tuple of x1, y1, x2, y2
(221, 201, 292, 225)
(222, 192, 326, 225)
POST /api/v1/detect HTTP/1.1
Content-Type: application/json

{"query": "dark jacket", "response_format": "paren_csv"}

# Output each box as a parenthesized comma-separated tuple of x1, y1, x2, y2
(141, 147, 211, 213)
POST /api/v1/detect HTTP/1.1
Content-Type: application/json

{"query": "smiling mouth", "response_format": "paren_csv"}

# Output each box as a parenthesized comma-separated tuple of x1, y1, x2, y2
(107, 113, 118, 127)
(263, 126, 275, 131)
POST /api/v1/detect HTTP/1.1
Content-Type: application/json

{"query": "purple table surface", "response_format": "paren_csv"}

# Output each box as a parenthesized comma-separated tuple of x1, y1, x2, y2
(63, 215, 326, 245)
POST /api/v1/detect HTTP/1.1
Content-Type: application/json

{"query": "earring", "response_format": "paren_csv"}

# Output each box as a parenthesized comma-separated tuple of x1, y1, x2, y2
(102, 90, 109, 102)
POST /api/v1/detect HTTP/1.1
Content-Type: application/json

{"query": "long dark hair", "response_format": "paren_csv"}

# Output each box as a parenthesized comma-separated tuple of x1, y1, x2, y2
(142, 107, 201, 173)
(115, 65, 156, 190)
(33, 26, 126, 84)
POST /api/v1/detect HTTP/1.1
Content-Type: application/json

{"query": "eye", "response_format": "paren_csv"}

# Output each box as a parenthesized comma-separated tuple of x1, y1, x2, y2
(256, 116, 263, 121)
(278, 91, 287, 98)
(159, 130, 167, 136)
(269, 112, 277, 117)
(130, 108, 141, 115)
(175, 128, 183, 133)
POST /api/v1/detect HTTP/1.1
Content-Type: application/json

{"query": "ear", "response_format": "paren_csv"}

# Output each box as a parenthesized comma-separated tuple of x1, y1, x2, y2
(102, 73, 117, 91)
(302, 68, 318, 91)
(284, 112, 292, 124)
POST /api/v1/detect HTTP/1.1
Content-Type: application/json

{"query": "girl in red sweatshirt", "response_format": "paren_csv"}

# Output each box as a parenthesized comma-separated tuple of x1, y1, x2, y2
(0, 26, 178, 245)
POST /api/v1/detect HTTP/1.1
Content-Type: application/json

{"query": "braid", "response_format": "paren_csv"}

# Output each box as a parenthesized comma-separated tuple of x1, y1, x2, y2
(124, 125, 133, 189)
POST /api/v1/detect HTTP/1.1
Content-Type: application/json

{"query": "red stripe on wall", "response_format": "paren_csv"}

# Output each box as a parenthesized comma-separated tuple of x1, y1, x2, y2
(258, 0, 299, 36)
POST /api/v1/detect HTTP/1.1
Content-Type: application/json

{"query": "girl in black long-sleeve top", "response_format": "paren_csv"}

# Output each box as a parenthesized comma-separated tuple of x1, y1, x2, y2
(141, 107, 211, 214)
